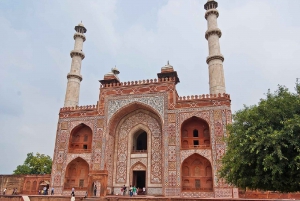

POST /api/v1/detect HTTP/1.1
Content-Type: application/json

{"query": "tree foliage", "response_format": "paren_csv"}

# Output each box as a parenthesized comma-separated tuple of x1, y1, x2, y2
(13, 152, 52, 175)
(219, 85, 300, 192)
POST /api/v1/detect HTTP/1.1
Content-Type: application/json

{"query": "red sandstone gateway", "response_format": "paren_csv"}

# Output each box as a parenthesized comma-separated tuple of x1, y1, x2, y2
(50, 0, 234, 198)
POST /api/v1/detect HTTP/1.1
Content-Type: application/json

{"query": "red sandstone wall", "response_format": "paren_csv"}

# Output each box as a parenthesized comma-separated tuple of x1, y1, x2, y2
(239, 190, 300, 199)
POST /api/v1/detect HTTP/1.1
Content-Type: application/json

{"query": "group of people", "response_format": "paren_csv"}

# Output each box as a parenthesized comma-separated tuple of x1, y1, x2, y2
(38, 187, 54, 195)
(1, 188, 17, 195)
(120, 185, 146, 196)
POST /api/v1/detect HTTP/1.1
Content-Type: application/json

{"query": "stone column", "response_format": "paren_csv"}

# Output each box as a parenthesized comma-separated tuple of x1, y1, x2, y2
(204, 0, 226, 94)
(64, 23, 87, 107)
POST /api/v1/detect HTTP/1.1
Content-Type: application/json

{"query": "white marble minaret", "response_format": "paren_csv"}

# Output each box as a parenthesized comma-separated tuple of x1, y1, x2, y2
(204, 0, 226, 94)
(64, 23, 87, 107)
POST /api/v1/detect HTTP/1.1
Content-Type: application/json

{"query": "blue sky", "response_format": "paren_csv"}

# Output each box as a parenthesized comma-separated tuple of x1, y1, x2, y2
(1, 0, 300, 174)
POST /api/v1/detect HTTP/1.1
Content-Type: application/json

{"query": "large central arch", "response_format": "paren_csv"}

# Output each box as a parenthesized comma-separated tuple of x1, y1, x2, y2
(106, 102, 163, 195)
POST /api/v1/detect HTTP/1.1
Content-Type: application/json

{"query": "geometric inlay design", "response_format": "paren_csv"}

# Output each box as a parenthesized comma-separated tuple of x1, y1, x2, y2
(107, 95, 164, 121)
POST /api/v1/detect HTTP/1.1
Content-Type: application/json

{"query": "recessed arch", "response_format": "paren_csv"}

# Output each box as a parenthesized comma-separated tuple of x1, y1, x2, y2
(68, 123, 92, 153)
(181, 153, 213, 192)
(64, 157, 89, 190)
(180, 116, 210, 149)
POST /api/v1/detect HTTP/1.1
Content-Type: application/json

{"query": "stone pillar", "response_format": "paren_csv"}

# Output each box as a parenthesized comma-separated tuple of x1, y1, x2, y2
(204, 0, 226, 94)
(64, 23, 87, 107)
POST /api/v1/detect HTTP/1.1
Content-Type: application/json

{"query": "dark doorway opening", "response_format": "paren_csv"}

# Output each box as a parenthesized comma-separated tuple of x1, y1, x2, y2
(133, 171, 146, 189)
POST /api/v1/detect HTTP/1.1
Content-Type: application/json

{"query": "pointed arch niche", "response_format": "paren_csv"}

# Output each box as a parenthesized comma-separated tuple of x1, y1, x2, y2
(181, 116, 210, 149)
(68, 123, 92, 153)
(64, 157, 89, 190)
(181, 154, 213, 192)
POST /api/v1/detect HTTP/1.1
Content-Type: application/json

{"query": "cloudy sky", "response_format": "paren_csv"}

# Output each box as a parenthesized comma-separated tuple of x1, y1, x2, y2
(1, 0, 300, 174)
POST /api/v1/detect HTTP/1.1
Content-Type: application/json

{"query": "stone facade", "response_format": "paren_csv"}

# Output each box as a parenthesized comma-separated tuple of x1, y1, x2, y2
(50, 0, 235, 198)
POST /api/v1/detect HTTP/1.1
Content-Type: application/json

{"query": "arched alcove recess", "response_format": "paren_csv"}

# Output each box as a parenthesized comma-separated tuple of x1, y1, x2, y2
(64, 157, 89, 190)
(108, 102, 163, 136)
(25, 181, 31, 191)
(31, 181, 37, 192)
(181, 116, 210, 149)
(68, 123, 92, 153)
(132, 129, 147, 153)
(181, 154, 213, 192)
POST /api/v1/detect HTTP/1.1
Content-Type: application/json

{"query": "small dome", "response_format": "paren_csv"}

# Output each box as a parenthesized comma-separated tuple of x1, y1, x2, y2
(111, 66, 120, 75)
(78, 22, 85, 27)
(104, 72, 114, 76)
(162, 61, 174, 70)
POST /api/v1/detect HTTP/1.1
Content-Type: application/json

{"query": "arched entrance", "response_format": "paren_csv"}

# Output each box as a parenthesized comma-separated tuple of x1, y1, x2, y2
(181, 154, 213, 192)
(131, 162, 146, 193)
(64, 157, 89, 191)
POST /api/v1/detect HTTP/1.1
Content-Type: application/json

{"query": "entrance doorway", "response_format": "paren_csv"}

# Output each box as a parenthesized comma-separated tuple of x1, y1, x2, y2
(133, 171, 146, 189)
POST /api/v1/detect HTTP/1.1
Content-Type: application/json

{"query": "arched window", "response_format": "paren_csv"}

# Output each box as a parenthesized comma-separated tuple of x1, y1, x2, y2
(193, 129, 199, 137)
(133, 130, 147, 152)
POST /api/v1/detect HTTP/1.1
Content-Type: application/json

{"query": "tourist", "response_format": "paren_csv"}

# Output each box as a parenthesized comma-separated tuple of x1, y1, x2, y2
(93, 184, 96, 196)
(122, 185, 126, 196)
(129, 185, 133, 197)
(12, 188, 15, 195)
(143, 187, 146, 195)
(43, 186, 47, 195)
(71, 187, 75, 196)
(137, 187, 139, 195)
(84, 191, 88, 198)
(133, 186, 136, 196)
(51, 187, 54, 195)
(71, 194, 75, 201)
(3, 188, 6, 195)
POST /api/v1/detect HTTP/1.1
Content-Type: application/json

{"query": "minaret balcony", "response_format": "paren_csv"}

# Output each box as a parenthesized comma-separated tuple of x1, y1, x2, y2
(70, 50, 85, 60)
(67, 73, 83, 81)
(205, 8, 219, 19)
(205, 28, 222, 40)
(73, 32, 86, 42)
(206, 54, 224, 64)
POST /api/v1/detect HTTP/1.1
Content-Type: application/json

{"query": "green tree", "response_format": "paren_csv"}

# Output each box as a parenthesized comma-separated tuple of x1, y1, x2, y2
(219, 85, 300, 192)
(13, 152, 52, 175)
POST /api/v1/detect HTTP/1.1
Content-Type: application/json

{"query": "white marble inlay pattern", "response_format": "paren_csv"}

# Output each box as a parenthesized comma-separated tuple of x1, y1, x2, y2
(107, 96, 164, 121)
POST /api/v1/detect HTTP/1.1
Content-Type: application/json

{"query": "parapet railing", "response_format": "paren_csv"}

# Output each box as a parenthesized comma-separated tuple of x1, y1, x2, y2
(177, 93, 230, 101)
(68, 149, 92, 153)
(60, 105, 97, 112)
(101, 77, 176, 88)
(181, 145, 211, 149)
(182, 187, 213, 191)
(131, 149, 147, 154)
